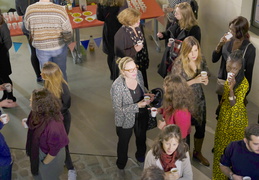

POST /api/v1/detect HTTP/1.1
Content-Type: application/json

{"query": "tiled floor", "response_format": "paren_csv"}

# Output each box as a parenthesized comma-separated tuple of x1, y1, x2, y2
(2, 20, 259, 180)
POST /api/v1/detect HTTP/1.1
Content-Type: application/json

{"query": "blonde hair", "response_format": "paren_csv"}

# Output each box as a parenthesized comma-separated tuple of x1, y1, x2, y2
(175, 2, 198, 30)
(41, 62, 68, 99)
(99, 0, 124, 6)
(178, 36, 202, 78)
(117, 8, 141, 26)
(116, 57, 135, 73)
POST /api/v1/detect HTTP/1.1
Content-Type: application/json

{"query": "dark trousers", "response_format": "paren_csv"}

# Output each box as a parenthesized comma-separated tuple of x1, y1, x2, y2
(63, 111, 74, 170)
(0, 76, 16, 101)
(25, 35, 41, 78)
(116, 109, 149, 169)
(107, 53, 115, 80)
(192, 117, 206, 139)
(0, 162, 12, 180)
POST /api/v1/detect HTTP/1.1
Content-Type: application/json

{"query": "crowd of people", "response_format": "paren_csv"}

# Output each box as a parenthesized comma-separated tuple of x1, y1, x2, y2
(0, 0, 258, 179)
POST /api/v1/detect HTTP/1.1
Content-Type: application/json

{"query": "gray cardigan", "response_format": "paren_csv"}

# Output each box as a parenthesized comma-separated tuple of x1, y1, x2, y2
(110, 71, 145, 128)
(144, 150, 193, 180)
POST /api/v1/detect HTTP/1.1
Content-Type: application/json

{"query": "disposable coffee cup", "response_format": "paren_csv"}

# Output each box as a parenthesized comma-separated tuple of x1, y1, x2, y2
(18, 22, 23, 29)
(162, 4, 169, 12)
(4, 83, 12, 93)
(22, 118, 28, 128)
(201, 71, 207, 76)
(227, 72, 234, 81)
(12, 22, 17, 29)
(144, 95, 150, 102)
(151, 107, 157, 117)
(170, 168, 178, 173)
(7, 23, 11, 30)
(137, 40, 143, 46)
(243, 177, 251, 180)
(1, 114, 8, 124)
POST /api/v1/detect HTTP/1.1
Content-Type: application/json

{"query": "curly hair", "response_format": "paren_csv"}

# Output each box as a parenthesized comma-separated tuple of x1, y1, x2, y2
(178, 36, 202, 78)
(31, 88, 62, 124)
(226, 49, 245, 90)
(117, 8, 141, 26)
(41, 62, 68, 99)
(163, 75, 195, 116)
(175, 2, 198, 30)
(152, 124, 188, 161)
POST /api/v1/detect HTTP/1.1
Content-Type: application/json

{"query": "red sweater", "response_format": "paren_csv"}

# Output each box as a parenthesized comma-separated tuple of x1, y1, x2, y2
(162, 109, 191, 138)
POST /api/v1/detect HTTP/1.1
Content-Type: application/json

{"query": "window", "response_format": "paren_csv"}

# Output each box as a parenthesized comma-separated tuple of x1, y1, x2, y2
(250, 0, 259, 35)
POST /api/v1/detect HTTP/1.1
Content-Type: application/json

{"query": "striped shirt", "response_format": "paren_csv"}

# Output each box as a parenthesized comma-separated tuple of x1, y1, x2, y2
(24, 2, 72, 50)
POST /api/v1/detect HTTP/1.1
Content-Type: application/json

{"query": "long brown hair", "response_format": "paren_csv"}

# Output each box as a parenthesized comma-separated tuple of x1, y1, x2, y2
(229, 16, 249, 39)
(178, 36, 202, 78)
(163, 75, 195, 116)
(152, 124, 188, 161)
(175, 2, 198, 30)
(31, 88, 62, 124)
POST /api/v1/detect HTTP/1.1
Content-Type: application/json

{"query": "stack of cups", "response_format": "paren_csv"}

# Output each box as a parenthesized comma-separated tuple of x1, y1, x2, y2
(8, 12, 13, 22)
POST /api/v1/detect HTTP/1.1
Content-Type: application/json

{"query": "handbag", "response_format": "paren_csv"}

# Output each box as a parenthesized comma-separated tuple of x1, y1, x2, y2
(147, 110, 157, 130)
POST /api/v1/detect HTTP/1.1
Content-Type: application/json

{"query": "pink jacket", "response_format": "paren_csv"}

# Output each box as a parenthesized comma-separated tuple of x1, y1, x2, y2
(162, 109, 191, 138)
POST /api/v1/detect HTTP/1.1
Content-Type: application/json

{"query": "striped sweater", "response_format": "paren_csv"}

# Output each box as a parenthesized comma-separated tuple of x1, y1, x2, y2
(24, 2, 72, 50)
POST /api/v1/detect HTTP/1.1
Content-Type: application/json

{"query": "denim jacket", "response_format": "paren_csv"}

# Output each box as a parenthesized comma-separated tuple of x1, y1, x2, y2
(110, 71, 145, 128)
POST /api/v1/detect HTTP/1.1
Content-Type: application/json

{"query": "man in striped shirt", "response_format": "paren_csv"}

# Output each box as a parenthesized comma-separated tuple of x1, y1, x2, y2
(24, 0, 72, 81)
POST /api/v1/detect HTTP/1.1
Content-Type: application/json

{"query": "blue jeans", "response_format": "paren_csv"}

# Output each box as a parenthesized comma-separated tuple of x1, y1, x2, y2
(36, 45, 68, 81)
(0, 162, 12, 180)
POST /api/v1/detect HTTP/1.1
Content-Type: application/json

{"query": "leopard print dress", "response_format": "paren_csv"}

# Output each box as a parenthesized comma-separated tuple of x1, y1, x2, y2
(212, 78, 249, 180)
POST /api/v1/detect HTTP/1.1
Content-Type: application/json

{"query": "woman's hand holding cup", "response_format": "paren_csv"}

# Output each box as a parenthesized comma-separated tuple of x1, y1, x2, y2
(138, 100, 147, 108)
(157, 32, 163, 38)
(134, 43, 143, 52)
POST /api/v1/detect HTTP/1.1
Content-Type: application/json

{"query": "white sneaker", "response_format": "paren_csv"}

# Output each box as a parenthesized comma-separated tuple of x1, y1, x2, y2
(68, 169, 77, 180)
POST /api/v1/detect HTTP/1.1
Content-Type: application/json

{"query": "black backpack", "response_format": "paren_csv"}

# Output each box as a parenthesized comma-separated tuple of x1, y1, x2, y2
(190, 0, 198, 19)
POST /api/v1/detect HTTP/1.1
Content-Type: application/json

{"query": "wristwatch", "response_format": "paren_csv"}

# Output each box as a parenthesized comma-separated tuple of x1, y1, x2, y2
(229, 172, 234, 180)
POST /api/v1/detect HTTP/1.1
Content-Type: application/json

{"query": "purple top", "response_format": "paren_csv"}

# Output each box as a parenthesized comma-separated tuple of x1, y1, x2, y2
(220, 140, 259, 180)
(39, 120, 69, 156)
(0, 122, 12, 166)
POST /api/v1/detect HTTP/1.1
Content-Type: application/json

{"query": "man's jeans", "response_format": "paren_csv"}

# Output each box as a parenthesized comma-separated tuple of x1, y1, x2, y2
(36, 45, 68, 81)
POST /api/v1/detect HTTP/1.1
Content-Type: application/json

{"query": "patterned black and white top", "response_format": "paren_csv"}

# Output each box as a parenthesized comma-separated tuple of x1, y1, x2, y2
(110, 71, 146, 128)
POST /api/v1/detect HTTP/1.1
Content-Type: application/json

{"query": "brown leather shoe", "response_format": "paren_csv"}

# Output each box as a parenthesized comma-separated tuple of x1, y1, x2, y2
(193, 150, 210, 166)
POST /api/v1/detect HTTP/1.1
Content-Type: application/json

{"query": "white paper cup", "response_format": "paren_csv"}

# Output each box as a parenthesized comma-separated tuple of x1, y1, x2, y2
(4, 83, 12, 93)
(243, 177, 251, 180)
(201, 71, 207, 76)
(8, 12, 13, 21)
(7, 23, 11, 30)
(137, 40, 143, 46)
(18, 22, 23, 29)
(162, 4, 169, 12)
(170, 168, 178, 173)
(144, 95, 150, 102)
(227, 72, 234, 81)
(151, 107, 157, 117)
(67, 4, 72, 10)
(12, 22, 17, 29)
(1, 114, 8, 124)
(22, 118, 28, 128)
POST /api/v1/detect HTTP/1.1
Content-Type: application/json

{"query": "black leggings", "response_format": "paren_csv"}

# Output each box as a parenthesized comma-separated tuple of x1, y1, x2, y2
(116, 108, 149, 169)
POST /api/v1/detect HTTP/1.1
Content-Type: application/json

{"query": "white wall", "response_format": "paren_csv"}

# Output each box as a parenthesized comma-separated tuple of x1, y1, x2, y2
(0, 1, 15, 12)
(198, 0, 259, 106)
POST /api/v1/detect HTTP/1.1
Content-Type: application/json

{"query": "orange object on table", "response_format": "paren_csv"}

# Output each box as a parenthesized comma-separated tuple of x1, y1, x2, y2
(9, 16, 23, 37)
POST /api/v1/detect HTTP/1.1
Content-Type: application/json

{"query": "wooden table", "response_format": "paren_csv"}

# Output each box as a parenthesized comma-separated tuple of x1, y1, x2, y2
(10, 0, 164, 63)
(68, 0, 164, 63)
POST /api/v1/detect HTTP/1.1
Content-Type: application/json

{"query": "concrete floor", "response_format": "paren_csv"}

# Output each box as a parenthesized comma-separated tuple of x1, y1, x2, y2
(2, 20, 259, 180)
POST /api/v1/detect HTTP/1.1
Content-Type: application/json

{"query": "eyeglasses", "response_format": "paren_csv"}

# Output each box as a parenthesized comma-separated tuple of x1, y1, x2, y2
(123, 65, 139, 73)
